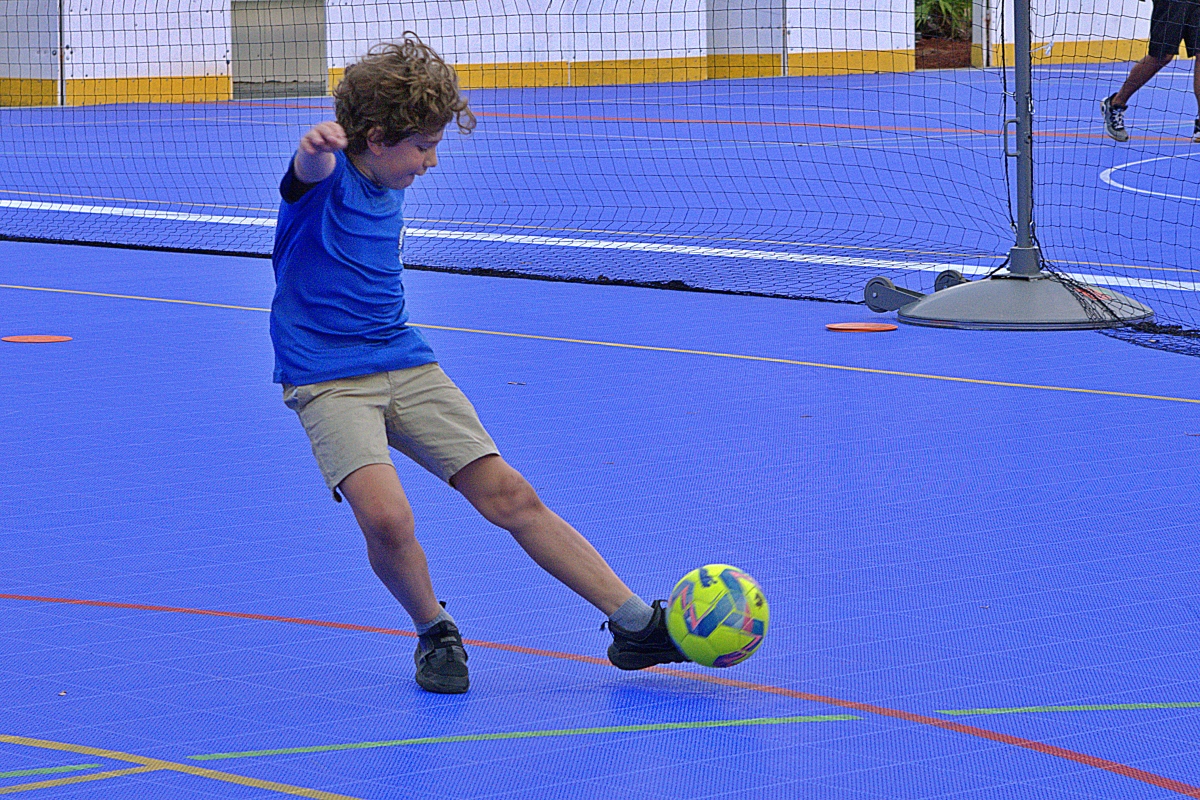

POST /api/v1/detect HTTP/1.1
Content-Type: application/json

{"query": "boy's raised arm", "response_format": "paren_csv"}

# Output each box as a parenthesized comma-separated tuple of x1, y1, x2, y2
(293, 121, 348, 184)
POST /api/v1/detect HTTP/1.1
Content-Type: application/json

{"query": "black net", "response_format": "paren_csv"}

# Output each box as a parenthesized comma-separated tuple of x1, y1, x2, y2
(1, 0, 1196, 352)
(1028, 0, 1200, 349)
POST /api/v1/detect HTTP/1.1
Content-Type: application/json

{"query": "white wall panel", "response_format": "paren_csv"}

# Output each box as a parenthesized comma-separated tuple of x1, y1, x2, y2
(62, 0, 230, 79)
(2, 0, 59, 79)
(791, 0, 912, 53)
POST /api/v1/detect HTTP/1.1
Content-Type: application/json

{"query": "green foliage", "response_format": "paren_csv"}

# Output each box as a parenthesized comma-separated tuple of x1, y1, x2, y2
(916, 0, 972, 40)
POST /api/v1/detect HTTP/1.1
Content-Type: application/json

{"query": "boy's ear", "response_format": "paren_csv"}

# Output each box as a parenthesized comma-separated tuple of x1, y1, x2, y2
(365, 127, 386, 155)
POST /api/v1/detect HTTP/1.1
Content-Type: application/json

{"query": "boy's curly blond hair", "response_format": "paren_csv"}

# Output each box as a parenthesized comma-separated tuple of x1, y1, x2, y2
(334, 33, 475, 154)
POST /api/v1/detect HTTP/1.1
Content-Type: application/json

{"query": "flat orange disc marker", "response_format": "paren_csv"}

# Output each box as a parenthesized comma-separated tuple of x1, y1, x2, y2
(825, 322, 898, 332)
(2, 335, 73, 343)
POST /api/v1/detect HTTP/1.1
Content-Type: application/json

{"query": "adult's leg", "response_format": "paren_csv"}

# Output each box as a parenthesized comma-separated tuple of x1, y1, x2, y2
(338, 463, 444, 625)
(1193, 55, 1200, 114)
(451, 455, 635, 616)
(1113, 54, 1175, 106)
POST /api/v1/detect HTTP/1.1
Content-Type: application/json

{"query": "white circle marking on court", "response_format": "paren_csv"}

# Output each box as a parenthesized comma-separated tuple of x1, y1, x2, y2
(1100, 151, 1200, 201)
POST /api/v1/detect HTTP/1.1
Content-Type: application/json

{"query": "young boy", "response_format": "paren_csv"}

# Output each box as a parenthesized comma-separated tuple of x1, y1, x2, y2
(271, 35, 686, 693)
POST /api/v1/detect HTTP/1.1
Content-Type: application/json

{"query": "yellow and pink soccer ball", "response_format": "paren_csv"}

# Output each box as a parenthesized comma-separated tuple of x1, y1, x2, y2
(666, 564, 769, 668)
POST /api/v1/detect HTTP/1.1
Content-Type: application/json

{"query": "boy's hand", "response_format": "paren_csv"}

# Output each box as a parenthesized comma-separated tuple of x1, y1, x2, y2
(299, 121, 348, 155)
(293, 121, 347, 184)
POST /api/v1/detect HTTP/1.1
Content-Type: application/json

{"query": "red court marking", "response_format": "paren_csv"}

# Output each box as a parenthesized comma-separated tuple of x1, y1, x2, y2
(2, 593, 1198, 797)
(826, 322, 898, 332)
(471, 112, 1186, 142)
(225, 103, 1176, 141)
(1076, 287, 1113, 302)
(2, 335, 72, 343)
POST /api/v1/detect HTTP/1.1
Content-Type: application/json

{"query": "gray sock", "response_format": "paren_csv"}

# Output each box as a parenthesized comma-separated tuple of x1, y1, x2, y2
(414, 606, 456, 635)
(609, 595, 654, 632)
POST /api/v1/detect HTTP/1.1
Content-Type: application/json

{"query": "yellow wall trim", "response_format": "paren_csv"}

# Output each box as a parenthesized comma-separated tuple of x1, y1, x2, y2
(976, 38, 1164, 67)
(0, 78, 57, 107)
(570, 55, 708, 86)
(2, 75, 232, 107)
(65, 75, 231, 105)
(4, 37, 1173, 106)
(457, 60, 571, 89)
(445, 50, 914, 90)
(331, 61, 573, 93)
(708, 53, 784, 80)
(790, 49, 915, 76)
(971, 42, 987, 68)
(7, 48, 915, 107)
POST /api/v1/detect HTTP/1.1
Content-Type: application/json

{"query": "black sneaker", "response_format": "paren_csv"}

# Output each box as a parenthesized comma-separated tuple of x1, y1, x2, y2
(1101, 94, 1129, 142)
(414, 620, 469, 694)
(1192, 118, 1200, 143)
(604, 600, 690, 670)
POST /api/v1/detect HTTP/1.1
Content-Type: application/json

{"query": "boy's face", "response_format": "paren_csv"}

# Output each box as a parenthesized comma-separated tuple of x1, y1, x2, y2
(363, 128, 444, 190)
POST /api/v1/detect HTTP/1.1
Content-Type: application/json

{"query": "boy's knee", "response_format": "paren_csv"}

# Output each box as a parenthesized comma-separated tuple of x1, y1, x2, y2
(359, 506, 416, 552)
(479, 470, 544, 527)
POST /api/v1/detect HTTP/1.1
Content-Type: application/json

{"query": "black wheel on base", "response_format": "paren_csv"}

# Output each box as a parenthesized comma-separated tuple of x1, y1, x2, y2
(934, 270, 967, 292)
(864, 276, 897, 312)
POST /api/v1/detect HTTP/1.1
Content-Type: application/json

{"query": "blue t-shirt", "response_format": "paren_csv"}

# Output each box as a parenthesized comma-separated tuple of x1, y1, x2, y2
(270, 150, 436, 385)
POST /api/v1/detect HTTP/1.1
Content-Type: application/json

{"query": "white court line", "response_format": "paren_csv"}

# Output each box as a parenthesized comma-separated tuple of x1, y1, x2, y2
(406, 229, 1199, 292)
(1100, 151, 1200, 201)
(2, 198, 1196, 292)
(406, 228, 992, 273)
(0, 199, 276, 226)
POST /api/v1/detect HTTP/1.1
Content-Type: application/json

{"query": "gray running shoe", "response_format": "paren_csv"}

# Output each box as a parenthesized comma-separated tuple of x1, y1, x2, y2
(414, 620, 469, 693)
(1101, 94, 1129, 142)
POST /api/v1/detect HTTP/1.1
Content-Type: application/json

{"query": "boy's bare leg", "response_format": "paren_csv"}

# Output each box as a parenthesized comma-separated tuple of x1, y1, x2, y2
(338, 463, 444, 625)
(451, 455, 635, 616)
(1113, 54, 1175, 107)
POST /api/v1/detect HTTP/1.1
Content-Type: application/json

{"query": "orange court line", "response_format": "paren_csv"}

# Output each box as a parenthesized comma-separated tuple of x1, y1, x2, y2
(0, 734, 361, 800)
(218, 101, 1183, 140)
(2, 594, 1200, 797)
(474, 109, 992, 134)
(473, 110, 1186, 141)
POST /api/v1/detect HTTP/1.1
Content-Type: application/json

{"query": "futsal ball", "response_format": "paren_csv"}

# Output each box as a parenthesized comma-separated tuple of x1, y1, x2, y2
(666, 564, 768, 668)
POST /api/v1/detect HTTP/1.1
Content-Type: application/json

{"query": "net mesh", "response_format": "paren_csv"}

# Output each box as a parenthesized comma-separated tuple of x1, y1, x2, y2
(1, 0, 1197, 353)
(1025, 0, 1200, 353)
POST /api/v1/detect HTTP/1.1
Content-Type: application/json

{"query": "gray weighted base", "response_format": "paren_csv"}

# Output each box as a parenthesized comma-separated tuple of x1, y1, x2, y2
(896, 273, 1153, 330)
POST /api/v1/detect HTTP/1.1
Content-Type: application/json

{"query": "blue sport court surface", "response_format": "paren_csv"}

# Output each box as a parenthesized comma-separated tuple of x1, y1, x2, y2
(2, 67, 1200, 799)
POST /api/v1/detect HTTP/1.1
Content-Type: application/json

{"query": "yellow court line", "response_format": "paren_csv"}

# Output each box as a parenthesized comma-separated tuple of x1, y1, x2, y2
(0, 735, 360, 800)
(0, 284, 269, 312)
(2, 283, 1197, 405)
(0, 765, 159, 794)
(416, 323, 1200, 405)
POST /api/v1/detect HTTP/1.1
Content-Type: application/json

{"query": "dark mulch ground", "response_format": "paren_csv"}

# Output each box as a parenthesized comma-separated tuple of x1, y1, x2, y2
(916, 37, 972, 69)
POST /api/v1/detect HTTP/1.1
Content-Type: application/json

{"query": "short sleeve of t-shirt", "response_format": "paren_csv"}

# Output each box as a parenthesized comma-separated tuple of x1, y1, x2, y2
(279, 163, 316, 204)
(269, 151, 435, 385)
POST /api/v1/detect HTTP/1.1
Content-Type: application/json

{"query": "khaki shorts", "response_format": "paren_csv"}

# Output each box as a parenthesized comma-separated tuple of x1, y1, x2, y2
(283, 363, 499, 498)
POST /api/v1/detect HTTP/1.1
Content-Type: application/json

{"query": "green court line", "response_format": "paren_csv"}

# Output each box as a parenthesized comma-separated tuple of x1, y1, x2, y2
(3, 283, 1198, 405)
(938, 703, 1200, 716)
(0, 764, 100, 778)
(189, 715, 859, 761)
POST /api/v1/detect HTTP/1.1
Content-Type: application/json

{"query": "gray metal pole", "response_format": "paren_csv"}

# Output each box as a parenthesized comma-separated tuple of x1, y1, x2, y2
(781, 0, 788, 77)
(57, 0, 65, 106)
(1007, 0, 1041, 275)
(877, 0, 1154, 328)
